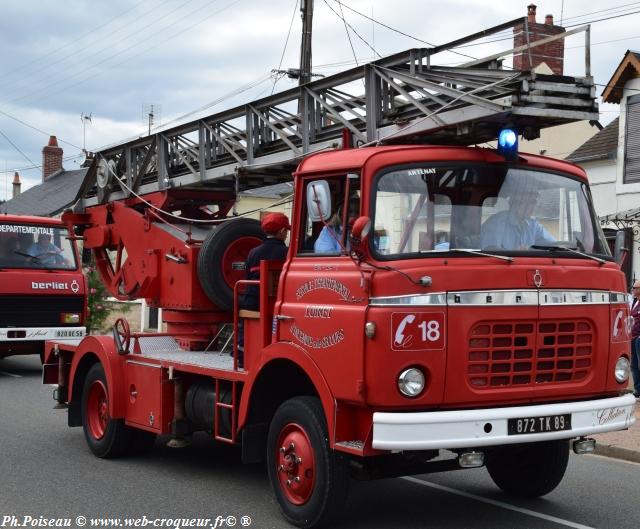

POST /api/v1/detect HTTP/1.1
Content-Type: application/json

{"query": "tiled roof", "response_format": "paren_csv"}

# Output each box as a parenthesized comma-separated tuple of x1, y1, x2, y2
(2, 168, 87, 217)
(566, 118, 619, 163)
(602, 51, 640, 104)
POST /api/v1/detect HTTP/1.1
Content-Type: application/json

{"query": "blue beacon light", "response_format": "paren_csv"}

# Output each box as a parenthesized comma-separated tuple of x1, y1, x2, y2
(497, 128, 518, 160)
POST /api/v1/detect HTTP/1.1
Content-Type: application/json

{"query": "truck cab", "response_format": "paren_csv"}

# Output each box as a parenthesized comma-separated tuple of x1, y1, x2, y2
(0, 215, 85, 360)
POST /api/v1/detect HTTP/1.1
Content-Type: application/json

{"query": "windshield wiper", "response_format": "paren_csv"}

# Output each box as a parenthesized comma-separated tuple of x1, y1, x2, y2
(531, 245, 607, 264)
(14, 250, 40, 262)
(442, 248, 513, 262)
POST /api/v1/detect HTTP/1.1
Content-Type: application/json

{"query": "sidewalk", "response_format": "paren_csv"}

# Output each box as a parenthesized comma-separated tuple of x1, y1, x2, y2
(592, 401, 640, 464)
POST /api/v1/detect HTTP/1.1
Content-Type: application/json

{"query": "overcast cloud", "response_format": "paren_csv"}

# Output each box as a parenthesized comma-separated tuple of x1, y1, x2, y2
(0, 0, 635, 199)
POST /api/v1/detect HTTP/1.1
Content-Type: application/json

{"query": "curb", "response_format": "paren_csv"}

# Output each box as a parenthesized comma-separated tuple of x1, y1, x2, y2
(593, 444, 640, 464)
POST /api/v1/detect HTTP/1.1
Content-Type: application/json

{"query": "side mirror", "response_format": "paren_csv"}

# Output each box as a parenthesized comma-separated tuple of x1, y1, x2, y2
(306, 180, 331, 221)
(614, 230, 628, 266)
(349, 216, 372, 258)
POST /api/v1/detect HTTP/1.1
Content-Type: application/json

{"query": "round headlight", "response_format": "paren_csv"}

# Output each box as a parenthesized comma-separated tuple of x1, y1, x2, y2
(398, 367, 425, 397)
(614, 356, 630, 383)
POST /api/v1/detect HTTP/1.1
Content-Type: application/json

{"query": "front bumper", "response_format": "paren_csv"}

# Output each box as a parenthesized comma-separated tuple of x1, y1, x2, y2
(0, 327, 85, 342)
(372, 394, 636, 450)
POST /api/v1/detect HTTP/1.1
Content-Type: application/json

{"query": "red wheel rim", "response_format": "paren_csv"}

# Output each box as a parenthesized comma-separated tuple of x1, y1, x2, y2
(221, 236, 262, 287)
(275, 423, 316, 505)
(87, 380, 109, 440)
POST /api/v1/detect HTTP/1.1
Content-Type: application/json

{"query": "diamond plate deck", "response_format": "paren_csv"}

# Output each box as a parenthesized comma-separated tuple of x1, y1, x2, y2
(137, 348, 235, 370)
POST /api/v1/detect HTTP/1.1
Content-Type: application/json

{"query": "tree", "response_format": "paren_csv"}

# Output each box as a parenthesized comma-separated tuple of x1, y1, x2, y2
(85, 264, 130, 334)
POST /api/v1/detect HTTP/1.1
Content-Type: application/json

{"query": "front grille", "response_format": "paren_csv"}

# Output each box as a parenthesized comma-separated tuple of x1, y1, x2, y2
(0, 295, 83, 327)
(467, 320, 593, 388)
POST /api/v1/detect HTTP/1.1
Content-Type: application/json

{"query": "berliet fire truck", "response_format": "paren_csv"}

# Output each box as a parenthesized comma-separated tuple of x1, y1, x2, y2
(44, 18, 636, 528)
(0, 214, 85, 360)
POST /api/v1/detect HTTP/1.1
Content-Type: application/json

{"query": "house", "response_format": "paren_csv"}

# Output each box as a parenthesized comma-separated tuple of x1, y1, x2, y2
(568, 50, 640, 284)
(2, 136, 88, 217)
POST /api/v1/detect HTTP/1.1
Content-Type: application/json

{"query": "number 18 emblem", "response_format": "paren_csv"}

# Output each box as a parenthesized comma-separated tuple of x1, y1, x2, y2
(391, 312, 445, 351)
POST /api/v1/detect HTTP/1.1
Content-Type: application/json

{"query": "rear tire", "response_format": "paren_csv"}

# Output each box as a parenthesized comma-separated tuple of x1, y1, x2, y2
(267, 396, 350, 529)
(81, 363, 131, 458)
(486, 440, 570, 497)
(197, 218, 264, 311)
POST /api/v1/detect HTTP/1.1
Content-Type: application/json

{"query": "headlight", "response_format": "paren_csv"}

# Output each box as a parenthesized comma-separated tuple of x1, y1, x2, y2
(614, 356, 630, 383)
(61, 313, 81, 324)
(398, 367, 425, 397)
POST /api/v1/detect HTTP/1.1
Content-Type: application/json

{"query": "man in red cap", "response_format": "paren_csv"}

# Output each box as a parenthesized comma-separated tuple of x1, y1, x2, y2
(237, 212, 291, 364)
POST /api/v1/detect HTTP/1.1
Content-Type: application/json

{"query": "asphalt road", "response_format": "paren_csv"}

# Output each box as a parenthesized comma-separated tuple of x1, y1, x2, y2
(0, 354, 638, 529)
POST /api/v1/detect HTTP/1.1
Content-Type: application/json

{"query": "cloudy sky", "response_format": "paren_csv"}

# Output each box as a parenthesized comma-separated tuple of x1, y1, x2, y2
(0, 0, 635, 199)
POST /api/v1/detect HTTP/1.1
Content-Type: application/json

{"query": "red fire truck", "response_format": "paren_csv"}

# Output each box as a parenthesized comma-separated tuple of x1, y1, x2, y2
(0, 214, 85, 361)
(42, 20, 636, 529)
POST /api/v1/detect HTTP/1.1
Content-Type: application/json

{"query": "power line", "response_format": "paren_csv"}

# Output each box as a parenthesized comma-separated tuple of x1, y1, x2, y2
(271, 0, 300, 95)
(3, 0, 243, 109)
(0, 0, 183, 99)
(327, 0, 477, 60)
(0, 129, 37, 168)
(0, 108, 82, 150)
(0, 0, 151, 82)
(336, 0, 360, 67)
(1, 0, 206, 106)
(561, 1, 640, 24)
(322, 0, 381, 58)
(566, 8, 640, 27)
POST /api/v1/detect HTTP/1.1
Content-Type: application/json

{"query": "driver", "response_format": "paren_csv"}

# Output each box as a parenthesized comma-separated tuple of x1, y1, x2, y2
(27, 233, 66, 266)
(480, 188, 554, 250)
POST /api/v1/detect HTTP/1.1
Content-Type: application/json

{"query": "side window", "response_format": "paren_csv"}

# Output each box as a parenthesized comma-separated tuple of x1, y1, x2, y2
(298, 175, 361, 255)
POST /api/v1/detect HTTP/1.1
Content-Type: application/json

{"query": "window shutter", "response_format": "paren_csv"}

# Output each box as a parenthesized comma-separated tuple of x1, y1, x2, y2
(624, 98, 640, 183)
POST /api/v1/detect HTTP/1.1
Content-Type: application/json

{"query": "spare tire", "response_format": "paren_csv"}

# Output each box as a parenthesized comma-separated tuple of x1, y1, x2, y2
(197, 218, 265, 311)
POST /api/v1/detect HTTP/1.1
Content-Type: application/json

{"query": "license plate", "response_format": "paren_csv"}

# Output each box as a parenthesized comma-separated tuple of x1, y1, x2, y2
(508, 414, 571, 435)
(55, 330, 84, 338)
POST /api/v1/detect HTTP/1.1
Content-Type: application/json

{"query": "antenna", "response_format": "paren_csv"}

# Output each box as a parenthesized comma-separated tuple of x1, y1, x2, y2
(80, 113, 92, 151)
(142, 104, 162, 136)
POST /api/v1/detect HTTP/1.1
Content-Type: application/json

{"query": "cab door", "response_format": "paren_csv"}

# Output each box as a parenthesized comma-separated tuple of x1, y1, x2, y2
(276, 174, 368, 403)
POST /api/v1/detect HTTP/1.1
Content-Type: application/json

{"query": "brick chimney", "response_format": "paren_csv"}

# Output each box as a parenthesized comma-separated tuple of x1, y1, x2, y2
(12, 171, 21, 198)
(513, 4, 565, 75)
(42, 135, 63, 181)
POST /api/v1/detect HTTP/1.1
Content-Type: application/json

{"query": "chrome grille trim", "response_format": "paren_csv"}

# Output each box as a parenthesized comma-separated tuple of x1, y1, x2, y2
(370, 290, 624, 307)
(369, 293, 447, 306)
(447, 291, 538, 306)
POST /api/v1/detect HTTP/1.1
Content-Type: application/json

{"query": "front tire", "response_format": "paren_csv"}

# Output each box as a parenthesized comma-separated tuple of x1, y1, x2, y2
(267, 397, 350, 529)
(486, 440, 570, 497)
(81, 363, 131, 458)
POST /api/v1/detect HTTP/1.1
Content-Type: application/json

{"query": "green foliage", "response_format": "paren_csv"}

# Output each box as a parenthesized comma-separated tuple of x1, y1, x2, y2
(85, 265, 130, 334)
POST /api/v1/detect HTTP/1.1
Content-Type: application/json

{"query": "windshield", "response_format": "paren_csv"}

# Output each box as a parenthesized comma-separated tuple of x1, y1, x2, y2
(372, 164, 609, 258)
(0, 223, 77, 270)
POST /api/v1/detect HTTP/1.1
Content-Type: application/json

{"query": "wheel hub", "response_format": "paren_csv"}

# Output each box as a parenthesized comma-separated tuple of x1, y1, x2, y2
(87, 380, 109, 440)
(276, 424, 316, 505)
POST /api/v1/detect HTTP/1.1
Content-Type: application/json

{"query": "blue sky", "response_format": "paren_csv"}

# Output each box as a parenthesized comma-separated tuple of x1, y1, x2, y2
(0, 0, 635, 199)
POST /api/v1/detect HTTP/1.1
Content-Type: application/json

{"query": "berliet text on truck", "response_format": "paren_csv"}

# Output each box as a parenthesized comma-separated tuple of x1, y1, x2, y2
(43, 17, 635, 529)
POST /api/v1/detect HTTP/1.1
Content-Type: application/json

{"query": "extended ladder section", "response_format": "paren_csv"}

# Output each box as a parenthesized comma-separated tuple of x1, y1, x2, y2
(75, 18, 597, 210)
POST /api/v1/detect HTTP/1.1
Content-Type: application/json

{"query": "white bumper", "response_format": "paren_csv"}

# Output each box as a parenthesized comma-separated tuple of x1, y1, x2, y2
(0, 327, 85, 342)
(372, 394, 636, 451)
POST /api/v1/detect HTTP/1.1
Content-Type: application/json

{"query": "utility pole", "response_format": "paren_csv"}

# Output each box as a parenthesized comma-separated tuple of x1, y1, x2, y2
(299, 0, 314, 86)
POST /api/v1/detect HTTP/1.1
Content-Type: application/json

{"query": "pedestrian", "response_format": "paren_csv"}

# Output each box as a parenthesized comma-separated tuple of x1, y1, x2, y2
(630, 280, 640, 400)
(236, 212, 291, 367)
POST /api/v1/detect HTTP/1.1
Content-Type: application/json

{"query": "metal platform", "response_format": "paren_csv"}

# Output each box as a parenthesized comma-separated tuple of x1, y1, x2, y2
(73, 18, 597, 210)
(129, 336, 234, 370)
(136, 348, 235, 371)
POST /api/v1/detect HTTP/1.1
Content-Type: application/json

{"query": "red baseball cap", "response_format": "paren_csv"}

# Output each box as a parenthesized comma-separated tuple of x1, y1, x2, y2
(261, 212, 291, 233)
